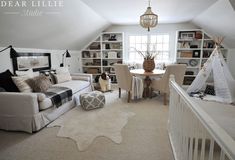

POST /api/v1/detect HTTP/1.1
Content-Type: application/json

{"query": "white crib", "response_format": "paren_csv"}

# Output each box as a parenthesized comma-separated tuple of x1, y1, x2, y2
(168, 75, 235, 160)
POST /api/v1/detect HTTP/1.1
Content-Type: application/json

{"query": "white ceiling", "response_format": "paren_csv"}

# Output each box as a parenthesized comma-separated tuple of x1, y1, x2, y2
(193, 0, 235, 48)
(0, 0, 110, 50)
(81, 0, 218, 24)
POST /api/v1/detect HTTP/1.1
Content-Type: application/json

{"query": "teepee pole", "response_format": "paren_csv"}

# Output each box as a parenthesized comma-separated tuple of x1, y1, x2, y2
(213, 37, 225, 47)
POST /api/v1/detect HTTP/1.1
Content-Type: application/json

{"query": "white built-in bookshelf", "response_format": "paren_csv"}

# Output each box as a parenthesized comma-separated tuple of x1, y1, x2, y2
(176, 29, 228, 86)
(81, 32, 124, 83)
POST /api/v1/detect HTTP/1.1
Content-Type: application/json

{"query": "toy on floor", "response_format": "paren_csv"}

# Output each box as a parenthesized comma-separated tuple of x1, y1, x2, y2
(99, 72, 111, 92)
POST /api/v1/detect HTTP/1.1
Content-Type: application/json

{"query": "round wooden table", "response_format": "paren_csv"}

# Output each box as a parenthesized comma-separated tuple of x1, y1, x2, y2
(130, 69, 165, 98)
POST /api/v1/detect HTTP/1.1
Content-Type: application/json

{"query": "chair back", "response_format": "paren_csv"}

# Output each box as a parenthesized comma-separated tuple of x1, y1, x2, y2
(158, 64, 187, 93)
(114, 64, 132, 91)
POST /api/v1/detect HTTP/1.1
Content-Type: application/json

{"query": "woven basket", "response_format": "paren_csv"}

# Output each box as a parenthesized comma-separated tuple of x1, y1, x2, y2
(143, 59, 155, 72)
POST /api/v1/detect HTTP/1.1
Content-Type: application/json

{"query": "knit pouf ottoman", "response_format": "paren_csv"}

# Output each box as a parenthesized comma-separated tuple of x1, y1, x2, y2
(80, 91, 105, 110)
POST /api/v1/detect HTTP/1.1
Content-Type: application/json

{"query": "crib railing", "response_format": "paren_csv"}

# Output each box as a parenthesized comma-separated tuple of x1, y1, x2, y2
(168, 75, 235, 160)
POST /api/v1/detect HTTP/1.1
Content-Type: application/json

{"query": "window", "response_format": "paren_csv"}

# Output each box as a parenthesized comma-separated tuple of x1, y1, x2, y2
(128, 34, 170, 63)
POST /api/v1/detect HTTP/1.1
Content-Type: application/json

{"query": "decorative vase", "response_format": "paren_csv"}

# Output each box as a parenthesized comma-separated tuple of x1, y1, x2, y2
(143, 59, 155, 72)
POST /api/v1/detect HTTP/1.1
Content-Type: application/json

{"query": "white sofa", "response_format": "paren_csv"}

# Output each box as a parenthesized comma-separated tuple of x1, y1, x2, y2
(0, 73, 93, 133)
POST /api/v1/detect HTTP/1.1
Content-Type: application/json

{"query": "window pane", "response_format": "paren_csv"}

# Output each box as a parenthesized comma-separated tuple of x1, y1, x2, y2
(157, 35, 163, 43)
(129, 52, 136, 60)
(129, 46, 135, 52)
(129, 36, 136, 44)
(142, 45, 147, 52)
(142, 36, 148, 43)
(128, 34, 170, 63)
(163, 44, 169, 51)
(163, 35, 169, 43)
(157, 44, 162, 50)
(129, 43, 136, 49)
(135, 44, 142, 51)
(136, 36, 142, 43)
(150, 35, 157, 43)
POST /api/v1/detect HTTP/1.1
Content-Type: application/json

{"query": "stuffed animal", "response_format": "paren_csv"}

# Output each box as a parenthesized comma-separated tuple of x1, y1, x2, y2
(99, 72, 111, 92)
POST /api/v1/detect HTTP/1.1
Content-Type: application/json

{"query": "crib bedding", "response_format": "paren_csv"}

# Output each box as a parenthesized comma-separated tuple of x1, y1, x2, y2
(192, 98, 235, 139)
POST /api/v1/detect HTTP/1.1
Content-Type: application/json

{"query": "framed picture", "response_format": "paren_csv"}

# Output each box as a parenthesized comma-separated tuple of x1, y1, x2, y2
(111, 43, 121, 49)
(11, 52, 51, 73)
(193, 50, 201, 58)
(189, 59, 199, 67)
(179, 31, 195, 39)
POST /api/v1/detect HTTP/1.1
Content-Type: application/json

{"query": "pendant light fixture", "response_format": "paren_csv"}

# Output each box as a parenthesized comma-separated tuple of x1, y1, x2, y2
(140, 0, 158, 32)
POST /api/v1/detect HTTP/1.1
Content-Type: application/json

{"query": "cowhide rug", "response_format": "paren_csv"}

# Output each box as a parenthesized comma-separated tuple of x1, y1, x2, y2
(47, 92, 135, 151)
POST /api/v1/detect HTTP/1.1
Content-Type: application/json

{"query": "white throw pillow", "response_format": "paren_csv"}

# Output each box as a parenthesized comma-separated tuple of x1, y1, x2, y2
(56, 67, 70, 74)
(12, 76, 32, 93)
(54, 73, 72, 84)
(16, 69, 39, 78)
(55, 67, 71, 83)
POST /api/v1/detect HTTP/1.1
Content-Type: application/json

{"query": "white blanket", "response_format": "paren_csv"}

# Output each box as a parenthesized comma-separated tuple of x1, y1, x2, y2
(131, 76, 144, 100)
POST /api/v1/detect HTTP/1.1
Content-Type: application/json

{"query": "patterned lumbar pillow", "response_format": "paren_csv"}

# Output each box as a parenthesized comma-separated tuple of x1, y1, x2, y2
(27, 75, 52, 93)
(12, 76, 32, 93)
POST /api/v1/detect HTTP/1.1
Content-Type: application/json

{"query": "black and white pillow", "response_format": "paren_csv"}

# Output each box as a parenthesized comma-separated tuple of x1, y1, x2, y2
(0, 70, 20, 92)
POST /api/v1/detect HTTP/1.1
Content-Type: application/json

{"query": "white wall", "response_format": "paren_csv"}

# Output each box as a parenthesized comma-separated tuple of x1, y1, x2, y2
(105, 22, 198, 62)
(0, 47, 81, 73)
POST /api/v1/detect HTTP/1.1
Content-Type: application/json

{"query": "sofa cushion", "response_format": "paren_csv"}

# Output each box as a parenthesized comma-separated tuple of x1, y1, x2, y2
(54, 80, 90, 94)
(39, 98, 53, 110)
(37, 93, 46, 102)
(0, 70, 20, 92)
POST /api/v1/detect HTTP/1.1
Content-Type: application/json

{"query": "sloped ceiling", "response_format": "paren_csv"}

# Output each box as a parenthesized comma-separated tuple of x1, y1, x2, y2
(0, 0, 110, 50)
(192, 0, 235, 48)
(229, 0, 235, 10)
(1, 0, 234, 50)
(81, 0, 218, 24)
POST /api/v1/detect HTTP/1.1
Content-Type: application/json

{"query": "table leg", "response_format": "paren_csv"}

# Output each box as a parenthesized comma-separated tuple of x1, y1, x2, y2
(143, 76, 152, 98)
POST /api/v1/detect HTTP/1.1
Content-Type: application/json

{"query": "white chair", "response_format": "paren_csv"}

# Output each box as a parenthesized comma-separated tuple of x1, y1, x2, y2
(114, 64, 132, 103)
(152, 64, 187, 105)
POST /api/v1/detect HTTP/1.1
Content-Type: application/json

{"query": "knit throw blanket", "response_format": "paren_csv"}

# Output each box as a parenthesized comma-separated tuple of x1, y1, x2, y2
(44, 86, 72, 108)
(131, 76, 144, 100)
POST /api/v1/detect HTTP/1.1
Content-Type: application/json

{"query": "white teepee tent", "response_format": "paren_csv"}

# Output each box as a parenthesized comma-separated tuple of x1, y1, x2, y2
(187, 39, 235, 103)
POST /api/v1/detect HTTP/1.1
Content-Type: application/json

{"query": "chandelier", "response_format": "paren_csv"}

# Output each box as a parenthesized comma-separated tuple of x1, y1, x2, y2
(140, 0, 158, 32)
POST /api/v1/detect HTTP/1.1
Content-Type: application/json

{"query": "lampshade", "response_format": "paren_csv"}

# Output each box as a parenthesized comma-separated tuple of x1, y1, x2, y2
(140, 0, 158, 32)
(64, 50, 71, 58)
(10, 47, 18, 58)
